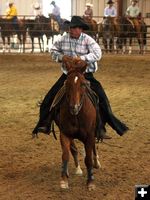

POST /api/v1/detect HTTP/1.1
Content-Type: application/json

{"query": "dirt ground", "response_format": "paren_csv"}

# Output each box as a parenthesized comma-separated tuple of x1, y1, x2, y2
(0, 54, 149, 200)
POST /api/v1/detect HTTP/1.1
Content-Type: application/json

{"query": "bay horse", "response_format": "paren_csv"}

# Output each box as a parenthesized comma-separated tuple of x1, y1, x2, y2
(26, 15, 61, 53)
(116, 16, 147, 54)
(52, 58, 101, 190)
(0, 17, 27, 53)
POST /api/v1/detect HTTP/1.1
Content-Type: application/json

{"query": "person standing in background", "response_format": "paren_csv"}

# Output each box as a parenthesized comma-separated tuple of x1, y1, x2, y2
(32, 2, 42, 18)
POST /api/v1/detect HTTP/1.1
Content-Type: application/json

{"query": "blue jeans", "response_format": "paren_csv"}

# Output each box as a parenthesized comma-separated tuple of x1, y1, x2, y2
(12, 16, 19, 31)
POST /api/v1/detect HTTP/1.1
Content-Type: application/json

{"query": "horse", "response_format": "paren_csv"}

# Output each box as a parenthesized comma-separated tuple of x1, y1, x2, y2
(51, 58, 101, 190)
(26, 15, 65, 53)
(83, 16, 98, 41)
(0, 17, 27, 53)
(48, 13, 69, 35)
(26, 16, 46, 53)
(116, 16, 147, 54)
(100, 17, 115, 53)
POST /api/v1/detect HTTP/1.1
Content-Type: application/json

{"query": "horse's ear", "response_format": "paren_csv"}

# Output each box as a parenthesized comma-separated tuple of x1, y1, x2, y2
(62, 55, 74, 72)
(64, 61, 73, 72)
(75, 60, 87, 73)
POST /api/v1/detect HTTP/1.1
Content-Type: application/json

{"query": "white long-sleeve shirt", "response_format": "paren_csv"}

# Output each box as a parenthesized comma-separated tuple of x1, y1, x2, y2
(50, 32, 102, 74)
(104, 6, 117, 17)
(52, 5, 60, 16)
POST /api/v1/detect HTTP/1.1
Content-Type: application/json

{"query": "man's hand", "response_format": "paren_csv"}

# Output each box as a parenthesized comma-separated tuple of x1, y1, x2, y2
(72, 56, 82, 64)
(62, 55, 73, 63)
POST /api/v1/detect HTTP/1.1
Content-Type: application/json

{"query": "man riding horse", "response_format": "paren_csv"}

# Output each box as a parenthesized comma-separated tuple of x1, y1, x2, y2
(6, 1, 19, 32)
(83, 3, 93, 20)
(126, 0, 144, 32)
(50, 1, 61, 26)
(104, 0, 120, 34)
(32, 16, 129, 139)
(83, 3, 97, 39)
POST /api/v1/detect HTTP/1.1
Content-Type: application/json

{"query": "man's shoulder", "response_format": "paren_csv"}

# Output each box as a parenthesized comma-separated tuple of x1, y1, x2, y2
(127, 5, 132, 9)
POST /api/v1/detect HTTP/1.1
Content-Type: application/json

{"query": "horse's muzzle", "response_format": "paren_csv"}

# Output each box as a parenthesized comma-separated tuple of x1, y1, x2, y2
(70, 104, 81, 115)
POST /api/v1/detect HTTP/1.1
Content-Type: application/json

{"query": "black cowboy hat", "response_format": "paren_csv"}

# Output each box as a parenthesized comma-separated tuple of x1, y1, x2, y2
(69, 16, 89, 30)
(107, 0, 114, 4)
(50, 1, 55, 5)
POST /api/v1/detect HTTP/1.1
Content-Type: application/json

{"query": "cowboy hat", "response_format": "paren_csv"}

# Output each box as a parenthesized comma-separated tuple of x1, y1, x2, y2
(8, 0, 14, 4)
(34, 2, 40, 9)
(69, 16, 89, 30)
(107, 0, 114, 4)
(86, 3, 93, 7)
(50, 1, 55, 5)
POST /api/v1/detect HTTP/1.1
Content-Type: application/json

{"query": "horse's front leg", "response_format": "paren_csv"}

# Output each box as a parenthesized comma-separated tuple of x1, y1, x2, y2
(102, 38, 108, 53)
(17, 34, 22, 53)
(137, 33, 144, 54)
(84, 138, 95, 191)
(7, 37, 11, 53)
(38, 37, 44, 53)
(31, 37, 34, 53)
(45, 36, 49, 52)
(2, 36, 6, 53)
(109, 38, 114, 53)
(60, 132, 71, 189)
(23, 33, 26, 53)
(92, 143, 101, 169)
(70, 140, 83, 176)
(129, 38, 132, 54)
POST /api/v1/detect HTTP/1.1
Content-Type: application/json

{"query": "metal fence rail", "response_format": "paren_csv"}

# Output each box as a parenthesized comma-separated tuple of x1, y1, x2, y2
(0, 15, 150, 53)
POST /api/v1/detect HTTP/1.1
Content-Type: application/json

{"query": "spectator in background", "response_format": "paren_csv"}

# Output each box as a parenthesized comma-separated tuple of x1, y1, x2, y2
(50, 1, 61, 25)
(32, 2, 42, 18)
(6, 1, 19, 31)
(104, 0, 117, 17)
(83, 3, 93, 20)
(104, 0, 119, 33)
(126, 0, 141, 30)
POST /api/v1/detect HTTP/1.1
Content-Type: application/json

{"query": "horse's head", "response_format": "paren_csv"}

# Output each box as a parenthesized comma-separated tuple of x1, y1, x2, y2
(102, 17, 113, 30)
(102, 17, 114, 39)
(63, 58, 88, 115)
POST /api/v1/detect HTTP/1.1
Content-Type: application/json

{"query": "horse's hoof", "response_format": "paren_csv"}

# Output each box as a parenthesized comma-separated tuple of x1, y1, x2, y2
(60, 180, 69, 189)
(87, 183, 96, 191)
(75, 165, 83, 176)
(93, 160, 101, 169)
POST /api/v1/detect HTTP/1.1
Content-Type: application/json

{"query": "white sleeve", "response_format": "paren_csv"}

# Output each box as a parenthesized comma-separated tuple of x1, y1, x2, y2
(104, 8, 108, 17)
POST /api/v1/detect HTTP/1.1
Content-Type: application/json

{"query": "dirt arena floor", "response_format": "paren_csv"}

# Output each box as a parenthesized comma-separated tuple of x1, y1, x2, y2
(0, 54, 149, 200)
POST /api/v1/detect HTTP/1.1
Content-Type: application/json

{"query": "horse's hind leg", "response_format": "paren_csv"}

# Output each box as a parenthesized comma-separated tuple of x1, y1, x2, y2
(84, 138, 96, 191)
(60, 132, 70, 189)
(70, 140, 83, 176)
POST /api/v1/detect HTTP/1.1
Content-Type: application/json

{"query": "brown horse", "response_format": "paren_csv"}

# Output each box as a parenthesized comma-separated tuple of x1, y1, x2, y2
(0, 17, 27, 53)
(26, 15, 68, 53)
(116, 16, 147, 54)
(83, 16, 98, 41)
(53, 58, 101, 190)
